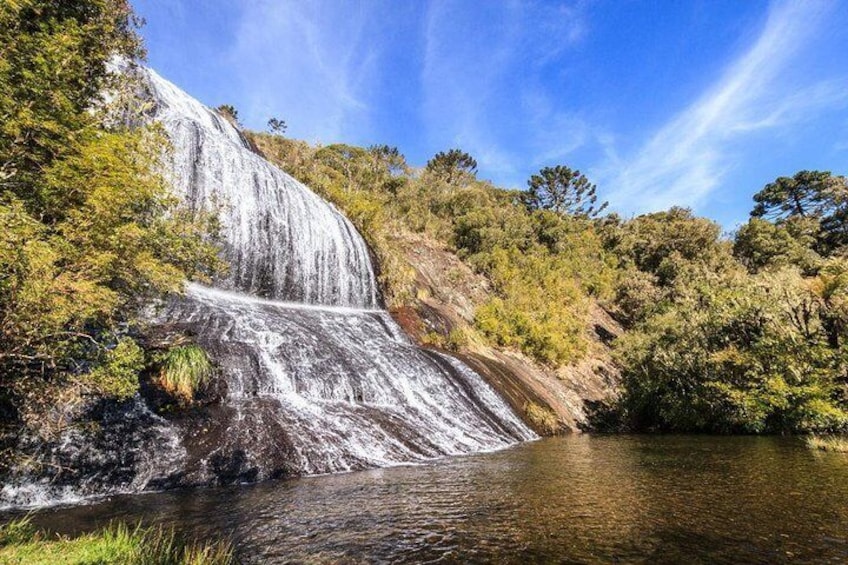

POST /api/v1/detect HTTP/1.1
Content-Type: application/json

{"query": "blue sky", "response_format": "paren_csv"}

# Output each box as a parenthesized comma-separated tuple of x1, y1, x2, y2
(134, 0, 848, 229)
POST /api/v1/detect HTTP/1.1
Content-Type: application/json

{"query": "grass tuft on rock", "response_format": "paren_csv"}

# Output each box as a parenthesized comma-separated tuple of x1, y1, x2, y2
(525, 402, 560, 435)
(155, 345, 213, 404)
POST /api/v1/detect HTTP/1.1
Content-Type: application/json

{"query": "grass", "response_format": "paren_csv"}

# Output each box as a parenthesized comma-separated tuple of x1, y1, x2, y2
(806, 435, 848, 453)
(156, 345, 213, 403)
(0, 516, 233, 564)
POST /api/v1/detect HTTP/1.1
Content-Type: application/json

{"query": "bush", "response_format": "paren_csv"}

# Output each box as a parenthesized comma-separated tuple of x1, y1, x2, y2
(0, 1, 224, 430)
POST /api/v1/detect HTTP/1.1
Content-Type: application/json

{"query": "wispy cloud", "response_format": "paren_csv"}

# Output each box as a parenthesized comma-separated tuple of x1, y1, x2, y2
(419, 0, 590, 184)
(225, 1, 382, 141)
(603, 0, 847, 214)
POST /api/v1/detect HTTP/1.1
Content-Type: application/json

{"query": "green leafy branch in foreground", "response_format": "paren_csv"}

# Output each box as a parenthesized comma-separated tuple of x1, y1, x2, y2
(0, 0, 225, 435)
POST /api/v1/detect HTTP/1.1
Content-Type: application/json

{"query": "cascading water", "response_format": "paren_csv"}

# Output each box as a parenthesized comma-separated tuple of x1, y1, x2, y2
(148, 69, 378, 307)
(0, 68, 535, 509)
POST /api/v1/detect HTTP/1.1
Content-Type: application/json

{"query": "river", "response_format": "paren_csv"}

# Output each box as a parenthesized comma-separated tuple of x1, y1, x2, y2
(6, 435, 847, 563)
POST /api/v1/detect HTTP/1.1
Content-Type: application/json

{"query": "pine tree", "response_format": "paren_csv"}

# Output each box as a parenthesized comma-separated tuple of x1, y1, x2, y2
(425, 149, 477, 185)
(524, 165, 607, 218)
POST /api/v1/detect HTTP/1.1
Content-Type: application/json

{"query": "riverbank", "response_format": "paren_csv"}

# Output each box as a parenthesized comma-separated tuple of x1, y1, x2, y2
(0, 517, 232, 564)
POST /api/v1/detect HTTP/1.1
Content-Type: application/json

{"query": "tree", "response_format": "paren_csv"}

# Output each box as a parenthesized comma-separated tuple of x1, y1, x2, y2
(267, 117, 287, 134)
(0, 0, 143, 213)
(368, 144, 406, 175)
(425, 149, 477, 185)
(215, 104, 240, 127)
(733, 218, 819, 274)
(751, 170, 848, 255)
(614, 266, 848, 433)
(605, 207, 727, 284)
(0, 0, 223, 428)
(524, 165, 607, 217)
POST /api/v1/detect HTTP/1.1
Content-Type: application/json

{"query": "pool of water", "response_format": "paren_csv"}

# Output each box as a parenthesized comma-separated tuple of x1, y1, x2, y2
(6, 435, 848, 563)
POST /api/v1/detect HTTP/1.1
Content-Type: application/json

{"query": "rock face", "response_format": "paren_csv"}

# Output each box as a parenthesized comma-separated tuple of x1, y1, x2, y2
(384, 231, 621, 435)
(0, 68, 535, 509)
(155, 284, 533, 478)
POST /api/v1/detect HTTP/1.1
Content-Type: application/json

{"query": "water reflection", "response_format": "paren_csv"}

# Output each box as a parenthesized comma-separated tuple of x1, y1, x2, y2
(9, 436, 848, 563)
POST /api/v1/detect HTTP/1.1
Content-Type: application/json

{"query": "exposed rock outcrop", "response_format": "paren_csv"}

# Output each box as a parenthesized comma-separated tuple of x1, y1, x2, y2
(388, 231, 621, 434)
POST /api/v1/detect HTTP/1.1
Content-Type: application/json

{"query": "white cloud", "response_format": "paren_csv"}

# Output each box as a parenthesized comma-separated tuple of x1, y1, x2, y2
(603, 0, 847, 214)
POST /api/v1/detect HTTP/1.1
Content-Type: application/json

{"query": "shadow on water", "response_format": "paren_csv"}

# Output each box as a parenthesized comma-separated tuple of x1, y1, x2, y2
(4, 435, 847, 564)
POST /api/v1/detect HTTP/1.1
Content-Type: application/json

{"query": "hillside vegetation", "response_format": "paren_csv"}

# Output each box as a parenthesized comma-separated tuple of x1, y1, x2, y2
(250, 133, 848, 434)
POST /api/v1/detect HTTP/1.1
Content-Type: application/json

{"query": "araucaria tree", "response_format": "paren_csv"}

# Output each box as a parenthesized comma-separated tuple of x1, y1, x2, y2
(267, 117, 287, 134)
(215, 104, 240, 126)
(751, 170, 848, 255)
(525, 165, 608, 218)
(425, 149, 477, 185)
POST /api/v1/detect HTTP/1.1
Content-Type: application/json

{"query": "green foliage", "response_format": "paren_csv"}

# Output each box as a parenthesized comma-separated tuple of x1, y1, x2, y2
(604, 207, 728, 284)
(0, 515, 36, 547)
(474, 248, 588, 365)
(733, 217, 820, 273)
(425, 148, 478, 185)
(420, 328, 468, 352)
(0, 0, 143, 205)
(156, 345, 213, 404)
(0, 128, 222, 399)
(0, 0, 224, 429)
(524, 402, 559, 435)
(524, 165, 607, 218)
(0, 517, 233, 564)
(606, 203, 848, 434)
(87, 339, 145, 399)
(751, 170, 848, 256)
(614, 266, 847, 433)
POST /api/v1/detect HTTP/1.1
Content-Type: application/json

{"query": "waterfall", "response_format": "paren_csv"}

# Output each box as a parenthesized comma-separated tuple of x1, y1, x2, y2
(0, 68, 535, 509)
(147, 69, 378, 307)
(155, 284, 532, 478)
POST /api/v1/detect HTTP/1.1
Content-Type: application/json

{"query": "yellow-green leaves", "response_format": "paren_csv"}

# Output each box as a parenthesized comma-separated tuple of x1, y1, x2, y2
(86, 339, 145, 400)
